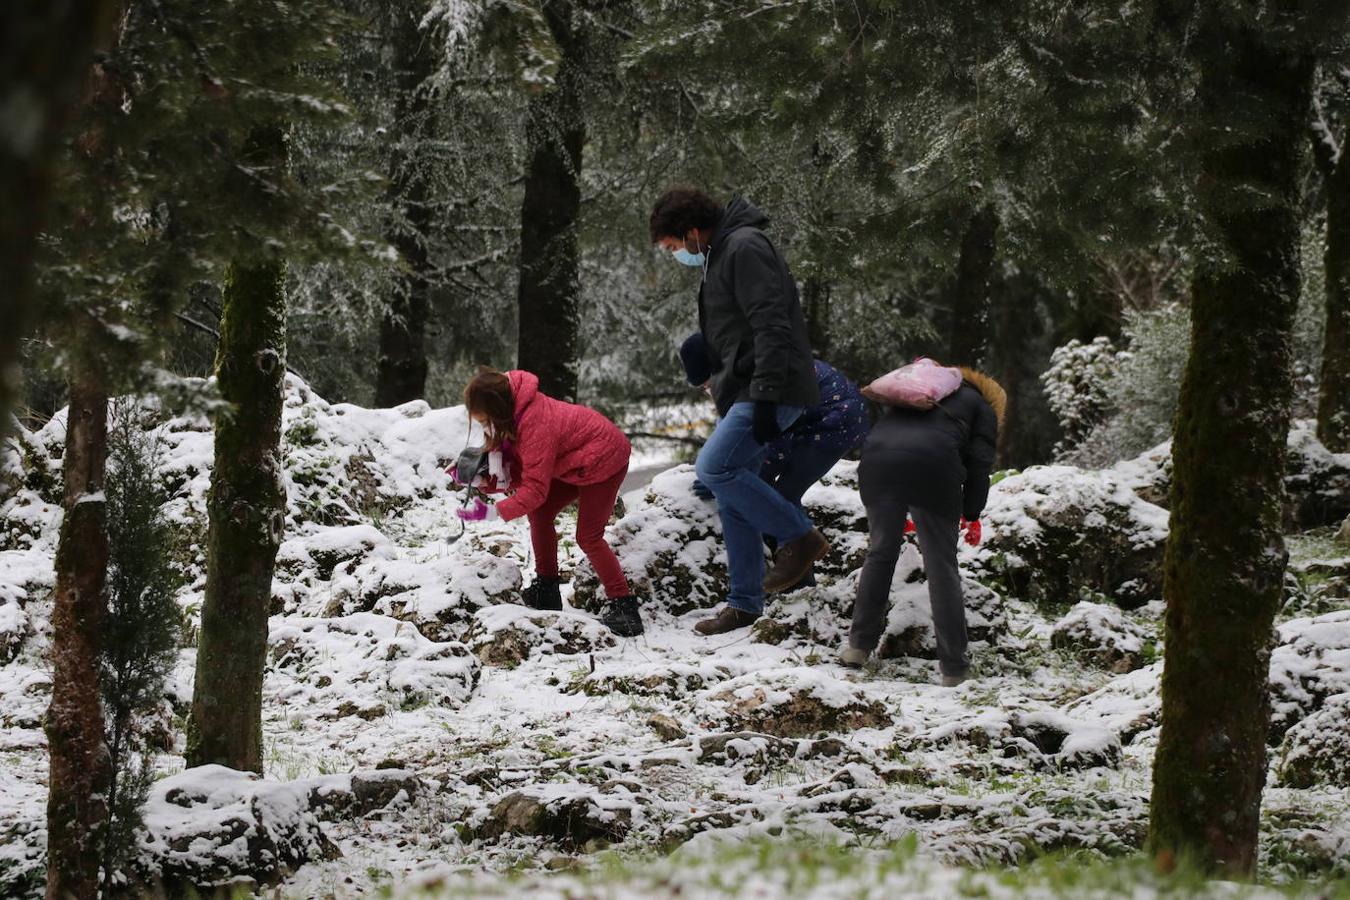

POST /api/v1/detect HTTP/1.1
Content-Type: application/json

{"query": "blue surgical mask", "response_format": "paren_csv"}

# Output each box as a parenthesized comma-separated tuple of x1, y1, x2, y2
(672, 247, 705, 267)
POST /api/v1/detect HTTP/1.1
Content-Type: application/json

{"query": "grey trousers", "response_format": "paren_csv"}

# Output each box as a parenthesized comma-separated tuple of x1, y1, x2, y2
(849, 501, 969, 676)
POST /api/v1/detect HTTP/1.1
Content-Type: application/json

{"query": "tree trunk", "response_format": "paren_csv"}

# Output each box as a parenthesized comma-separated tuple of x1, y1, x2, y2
(516, 5, 587, 402)
(187, 124, 289, 771)
(374, 9, 436, 408)
(947, 203, 999, 368)
(45, 355, 110, 900)
(1317, 135, 1350, 451)
(0, 2, 120, 437)
(1147, 17, 1315, 877)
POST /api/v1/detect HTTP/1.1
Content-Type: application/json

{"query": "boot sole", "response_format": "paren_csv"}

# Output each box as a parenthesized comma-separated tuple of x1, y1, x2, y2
(762, 537, 830, 594)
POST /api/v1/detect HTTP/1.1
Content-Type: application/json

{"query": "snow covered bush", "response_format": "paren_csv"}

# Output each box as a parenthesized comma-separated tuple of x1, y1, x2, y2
(1041, 336, 1118, 460)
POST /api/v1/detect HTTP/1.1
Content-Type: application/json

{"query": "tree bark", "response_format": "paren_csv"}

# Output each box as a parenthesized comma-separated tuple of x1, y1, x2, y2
(45, 355, 110, 900)
(1147, 15, 1315, 877)
(0, 2, 121, 437)
(374, 9, 436, 408)
(947, 203, 998, 367)
(1317, 129, 1350, 451)
(516, 3, 587, 402)
(187, 125, 289, 773)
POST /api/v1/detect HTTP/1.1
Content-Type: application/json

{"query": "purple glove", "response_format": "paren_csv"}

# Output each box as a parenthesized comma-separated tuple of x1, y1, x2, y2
(456, 498, 499, 522)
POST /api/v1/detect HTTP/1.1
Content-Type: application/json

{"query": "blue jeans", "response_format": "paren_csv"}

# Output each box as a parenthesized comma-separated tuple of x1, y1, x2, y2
(696, 402, 813, 615)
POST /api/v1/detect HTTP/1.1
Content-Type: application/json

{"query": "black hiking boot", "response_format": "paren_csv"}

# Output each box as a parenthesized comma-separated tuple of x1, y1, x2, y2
(693, 605, 759, 636)
(600, 595, 644, 637)
(522, 575, 562, 611)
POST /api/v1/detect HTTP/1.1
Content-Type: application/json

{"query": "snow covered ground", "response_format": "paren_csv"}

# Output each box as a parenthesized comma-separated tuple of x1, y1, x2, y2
(2, 377, 1349, 898)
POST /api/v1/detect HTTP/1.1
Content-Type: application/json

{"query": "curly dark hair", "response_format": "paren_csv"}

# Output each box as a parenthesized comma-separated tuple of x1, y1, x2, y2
(649, 186, 723, 243)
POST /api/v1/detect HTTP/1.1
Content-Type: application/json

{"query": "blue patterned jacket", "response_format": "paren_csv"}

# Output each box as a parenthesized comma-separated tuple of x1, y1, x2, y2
(762, 360, 870, 475)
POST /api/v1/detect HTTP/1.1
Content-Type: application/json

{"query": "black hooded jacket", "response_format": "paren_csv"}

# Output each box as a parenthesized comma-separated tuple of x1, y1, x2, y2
(696, 197, 820, 416)
(857, 382, 1000, 521)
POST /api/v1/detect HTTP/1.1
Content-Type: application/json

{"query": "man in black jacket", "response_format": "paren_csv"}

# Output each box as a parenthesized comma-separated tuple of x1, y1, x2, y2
(650, 187, 827, 634)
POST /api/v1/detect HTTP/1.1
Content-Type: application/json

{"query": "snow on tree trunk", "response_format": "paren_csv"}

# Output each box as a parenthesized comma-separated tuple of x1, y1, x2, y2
(515, 6, 587, 403)
(1317, 128, 1350, 452)
(0, 1, 120, 438)
(188, 225, 289, 773)
(374, 8, 436, 409)
(947, 203, 998, 368)
(1147, 18, 1314, 877)
(45, 363, 111, 900)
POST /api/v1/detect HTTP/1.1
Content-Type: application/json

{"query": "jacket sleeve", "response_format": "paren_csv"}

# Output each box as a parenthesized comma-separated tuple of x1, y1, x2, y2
(496, 426, 558, 521)
(730, 232, 796, 404)
(961, 398, 999, 521)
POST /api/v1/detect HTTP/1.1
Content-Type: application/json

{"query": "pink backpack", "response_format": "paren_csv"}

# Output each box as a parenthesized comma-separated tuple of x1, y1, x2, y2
(862, 358, 963, 409)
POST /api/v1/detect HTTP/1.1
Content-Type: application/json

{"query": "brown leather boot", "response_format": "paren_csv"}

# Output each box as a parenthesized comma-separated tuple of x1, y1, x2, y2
(763, 528, 830, 594)
(693, 606, 759, 635)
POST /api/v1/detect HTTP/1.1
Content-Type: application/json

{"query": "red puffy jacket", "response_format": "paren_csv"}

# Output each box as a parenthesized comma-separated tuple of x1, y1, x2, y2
(495, 370, 631, 521)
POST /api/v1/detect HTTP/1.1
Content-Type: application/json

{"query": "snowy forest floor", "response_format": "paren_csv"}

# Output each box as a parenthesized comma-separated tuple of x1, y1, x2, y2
(2, 377, 1350, 898)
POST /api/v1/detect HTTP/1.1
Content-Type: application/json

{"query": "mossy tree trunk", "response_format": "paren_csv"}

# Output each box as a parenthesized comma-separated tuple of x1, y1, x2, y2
(1147, 13, 1315, 877)
(516, 2, 588, 403)
(1311, 100, 1350, 452)
(948, 203, 998, 368)
(45, 353, 111, 900)
(374, 7, 436, 408)
(0, 1, 120, 437)
(187, 125, 289, 773)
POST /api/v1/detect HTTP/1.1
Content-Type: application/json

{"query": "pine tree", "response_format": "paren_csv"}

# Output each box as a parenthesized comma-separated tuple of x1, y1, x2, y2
(1147, 0, 1347, 875)
(0, 2, 121, 437)
(187, 127, 291, 773)
(1311, 66, 1350, 451)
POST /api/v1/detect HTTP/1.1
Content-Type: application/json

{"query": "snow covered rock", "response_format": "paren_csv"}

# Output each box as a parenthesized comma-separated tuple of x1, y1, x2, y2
(268, 613, 480, 718)
(306, 769, 423, 819)
(571, 466, 729, 616)
(131, 765, 340, 892)
(707, 669, 891, 738)
(464, 604, 614, 668)
(1063, 662, 1162, 745)
(324, 543, 522, 641)
(1050, 601, 1153, 673)
(906, 708, 1122, 771)
(571, 659, 735, 698)
(476, 783, 640, 850)
(800, 461, 870, 577)
(1277, 691, 1350, 789)
(871, 569, 1008, 661)
(1113, 424, 1350, 529)
(0, 598, 29, 665)
(972, 464, 1169, 609)
(277, 524, 395, 582)
(1268, 610, 1350, 740)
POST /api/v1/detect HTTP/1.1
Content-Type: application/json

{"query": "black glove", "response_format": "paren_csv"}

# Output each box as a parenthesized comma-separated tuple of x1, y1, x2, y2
(752, 400, 781, 444)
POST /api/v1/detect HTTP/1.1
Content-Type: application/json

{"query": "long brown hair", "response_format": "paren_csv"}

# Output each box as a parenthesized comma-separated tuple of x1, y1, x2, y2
(463, 367, 518, 450)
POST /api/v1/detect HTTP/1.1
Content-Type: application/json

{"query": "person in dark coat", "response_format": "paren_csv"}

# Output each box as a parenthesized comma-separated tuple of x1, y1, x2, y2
(842, 368, 1005, 685)
(681, 332, 870, 588)
(651, 186, 828, 634)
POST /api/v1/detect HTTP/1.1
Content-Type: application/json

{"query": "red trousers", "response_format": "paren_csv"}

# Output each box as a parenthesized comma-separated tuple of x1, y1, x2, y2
(528, 466, 630, 598)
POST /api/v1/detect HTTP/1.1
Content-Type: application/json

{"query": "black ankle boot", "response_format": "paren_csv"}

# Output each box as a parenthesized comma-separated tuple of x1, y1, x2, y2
(522, 576, 562, 611)
(600, 595, 644, 637)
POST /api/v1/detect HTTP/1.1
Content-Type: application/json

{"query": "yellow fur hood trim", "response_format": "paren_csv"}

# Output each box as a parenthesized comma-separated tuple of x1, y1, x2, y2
(958, 367, 1007, 428)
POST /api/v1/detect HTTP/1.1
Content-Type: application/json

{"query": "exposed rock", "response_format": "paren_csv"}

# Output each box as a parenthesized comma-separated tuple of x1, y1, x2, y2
(307, 770, 422, 819)
(1338, 515, 1350, 547)
(710, 670, 892, 738)
(907, 709, 1122, 771)
(1050, 601, 1152, 673)
(465, 605, 614, 668)
(972, 464, 1169, 609)
(647, 714, 687, 741)
(267, 613, 480, 716)
(695, 731, 799, 766)
(799, 462, 870, 577)
(477, 785, 637, 850)
(872, 568, 1009, 660)
(1277, 692, 1350, 789)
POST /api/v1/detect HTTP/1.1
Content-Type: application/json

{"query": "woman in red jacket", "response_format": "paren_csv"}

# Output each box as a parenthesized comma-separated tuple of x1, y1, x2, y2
(454, 367, 643, 637)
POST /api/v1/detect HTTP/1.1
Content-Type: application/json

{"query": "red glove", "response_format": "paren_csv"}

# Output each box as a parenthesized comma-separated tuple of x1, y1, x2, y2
(904, 518, 916, 535)
(962, 519, 982, 546)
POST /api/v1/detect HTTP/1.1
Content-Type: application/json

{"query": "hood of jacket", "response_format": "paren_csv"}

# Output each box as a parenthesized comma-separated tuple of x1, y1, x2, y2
(958, 367, 1007, 428)
(711, 195, 769, 252)
(508, 369, 541, 417)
